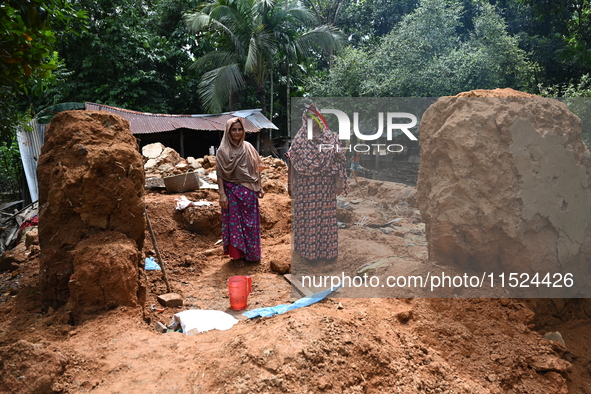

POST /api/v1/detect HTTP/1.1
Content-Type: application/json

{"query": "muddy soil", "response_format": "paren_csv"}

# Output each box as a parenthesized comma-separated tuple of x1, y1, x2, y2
(0, 174, 589, 393)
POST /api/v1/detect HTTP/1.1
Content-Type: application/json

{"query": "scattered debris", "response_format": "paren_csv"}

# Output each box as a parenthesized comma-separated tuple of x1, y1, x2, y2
(0, 201, 38, 256)
(284, 274, 313, 297)
(163, 172, 200, 193)
(144, 257, 161, 270)
(149, 304, 165, 312)
(383, 218, 404, 226)
(356, 257, 402, 275)
(544, 331, 566, 347)
(354, 215, 369, 226)
(154, 321, 168, 333)
(174, 195, 213, 211)
(336, 199, 350, 209)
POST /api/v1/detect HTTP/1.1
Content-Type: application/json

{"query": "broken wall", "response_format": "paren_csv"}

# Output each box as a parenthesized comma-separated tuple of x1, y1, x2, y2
(37, 110, 145, 315)
(417, 90, 591, 296)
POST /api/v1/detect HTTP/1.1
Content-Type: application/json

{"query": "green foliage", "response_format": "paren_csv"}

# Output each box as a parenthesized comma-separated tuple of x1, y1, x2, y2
(4, 0, 591, 146)
(57, 0, 203, 114)
(307, 0, 534, 97)
(305, 47, 370, 96)
(0, 0, 87, 142)
(335, 0, 419, 47)
(539, 74, 591, 97)
(185, 0, 344, 114)
(0, 139, 23, 200)
(1, 0, 70, 89)
(538, 74, 591, 145)
(513, 0, 591, 85)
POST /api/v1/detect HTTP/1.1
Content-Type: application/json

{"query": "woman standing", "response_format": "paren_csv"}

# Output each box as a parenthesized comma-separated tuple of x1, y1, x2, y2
(216, 117, 264, 267)
(286, 104, 348, 262)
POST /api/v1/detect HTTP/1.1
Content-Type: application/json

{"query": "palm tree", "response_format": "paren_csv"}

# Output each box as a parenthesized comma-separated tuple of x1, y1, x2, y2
(184, 0, 343, 114)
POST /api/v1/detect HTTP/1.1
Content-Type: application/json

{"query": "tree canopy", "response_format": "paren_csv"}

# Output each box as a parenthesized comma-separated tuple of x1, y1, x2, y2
(2, 0, 591, 138)
(56, 0, 203, 114)
(0, 0, 86, 141)
(184, 0, 344, 114)
(307, 0, 534, 97)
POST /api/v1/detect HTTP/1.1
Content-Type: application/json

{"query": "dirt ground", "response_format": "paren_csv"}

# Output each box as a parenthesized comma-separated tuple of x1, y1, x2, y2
(1, 169, 590, 393)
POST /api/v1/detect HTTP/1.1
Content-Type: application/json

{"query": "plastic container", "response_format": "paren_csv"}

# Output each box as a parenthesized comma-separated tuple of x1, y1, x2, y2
(227, 276, 252, 311)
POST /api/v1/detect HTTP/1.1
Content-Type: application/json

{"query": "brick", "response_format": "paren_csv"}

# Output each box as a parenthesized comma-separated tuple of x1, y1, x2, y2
(157, 293, 183, 307)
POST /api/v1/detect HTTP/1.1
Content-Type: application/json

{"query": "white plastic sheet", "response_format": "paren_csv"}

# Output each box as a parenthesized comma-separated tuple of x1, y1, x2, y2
(173, 310, 239, 335)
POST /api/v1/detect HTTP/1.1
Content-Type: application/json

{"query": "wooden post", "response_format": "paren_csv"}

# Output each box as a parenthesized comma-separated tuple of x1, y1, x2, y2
(144, 206, 172, 293)
(179, 129, 185, 157)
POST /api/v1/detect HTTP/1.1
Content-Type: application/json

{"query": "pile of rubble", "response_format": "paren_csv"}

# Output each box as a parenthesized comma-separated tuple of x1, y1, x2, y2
(0, 202, 37, 254)
(0, 201, 38, 271)
(143, 143, 217, 178)
(142, 143, 288, 193)
(142, 143, 218, 189)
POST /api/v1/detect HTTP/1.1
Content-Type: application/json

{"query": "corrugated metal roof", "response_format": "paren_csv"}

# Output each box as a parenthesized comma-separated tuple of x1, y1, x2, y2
(84, 102, 278, 135)
(18, 119, 45, 202)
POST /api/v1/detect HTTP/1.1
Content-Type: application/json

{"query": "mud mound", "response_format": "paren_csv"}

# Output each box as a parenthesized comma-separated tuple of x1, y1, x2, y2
(260, 156, 288, 195)
(417, 92, 591, 295)
(37, 110, 145, 311)
(181, 203, 222, 235)
(355, 178, 417, 206)
(260, 193, 291, 234)
(419, 298, 570, 394)
(69, 231, 143, 317)
(0, 339, 67, 394)
(168, 299, 569, 394)
(455, 88, 535, 97)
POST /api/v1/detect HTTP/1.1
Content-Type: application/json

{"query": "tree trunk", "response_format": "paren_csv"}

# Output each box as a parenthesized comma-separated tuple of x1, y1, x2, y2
(286, 62, 290, 138)
(270, 68, 274, 129)
(257, 84, 267, 117)
(229, 90, 236, 111)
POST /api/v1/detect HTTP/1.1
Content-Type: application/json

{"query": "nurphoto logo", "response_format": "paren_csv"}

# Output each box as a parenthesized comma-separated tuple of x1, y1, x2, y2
(307, 109, 418, 153)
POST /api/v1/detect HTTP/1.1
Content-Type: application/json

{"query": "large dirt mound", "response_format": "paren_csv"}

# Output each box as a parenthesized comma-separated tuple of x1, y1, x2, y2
(0, 136, 583, 393)
(69, 231, 143, 316)
(417, 90, 591, 296)
(37, 110, 145, 316)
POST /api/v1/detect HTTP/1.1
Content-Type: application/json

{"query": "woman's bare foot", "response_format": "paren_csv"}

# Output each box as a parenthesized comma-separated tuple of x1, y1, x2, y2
(232, 258, 244, 267)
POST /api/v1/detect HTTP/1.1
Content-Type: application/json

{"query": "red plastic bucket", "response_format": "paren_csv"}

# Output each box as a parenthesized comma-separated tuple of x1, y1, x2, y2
(227, 276, 252, 311)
